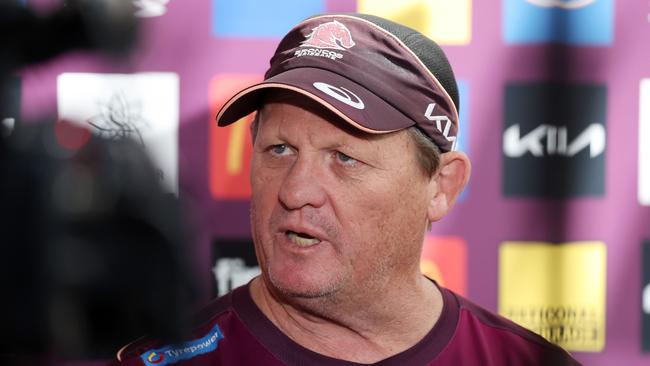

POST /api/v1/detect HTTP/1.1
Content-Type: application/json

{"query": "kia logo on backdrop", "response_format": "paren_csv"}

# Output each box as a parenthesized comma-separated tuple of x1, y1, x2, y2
(502, 83, 607, 198)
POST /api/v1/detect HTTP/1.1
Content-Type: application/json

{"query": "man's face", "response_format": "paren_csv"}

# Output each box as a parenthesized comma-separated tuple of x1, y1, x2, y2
(250, 98, 435, 300)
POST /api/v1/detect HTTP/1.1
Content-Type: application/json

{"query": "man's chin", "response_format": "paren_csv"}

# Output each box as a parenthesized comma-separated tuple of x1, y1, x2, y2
(267, 271, 342, 300)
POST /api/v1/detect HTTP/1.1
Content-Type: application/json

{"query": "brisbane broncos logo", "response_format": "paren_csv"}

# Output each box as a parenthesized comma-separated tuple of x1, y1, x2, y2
(301, 20, 355, 51)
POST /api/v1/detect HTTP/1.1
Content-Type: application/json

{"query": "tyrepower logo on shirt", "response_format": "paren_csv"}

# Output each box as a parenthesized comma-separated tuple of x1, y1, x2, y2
(503, 0, 613, 45)
(357, 0, 471, 45)
(499, 241, 606, 352)
(503, 83, 606, 198)
(140, 323, 224, 366)
(420, 236, 467, 296)
(209, 74, 261, 200)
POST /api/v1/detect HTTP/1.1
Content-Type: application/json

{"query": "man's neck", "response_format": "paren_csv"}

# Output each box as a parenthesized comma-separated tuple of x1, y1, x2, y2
(249, 274, 443, 364)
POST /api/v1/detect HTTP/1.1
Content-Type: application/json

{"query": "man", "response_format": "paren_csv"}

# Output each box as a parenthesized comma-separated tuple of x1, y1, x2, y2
(115, 13, 581, 365)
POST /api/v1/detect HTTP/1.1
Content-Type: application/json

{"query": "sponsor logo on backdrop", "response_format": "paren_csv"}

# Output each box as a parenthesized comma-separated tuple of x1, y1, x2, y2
(209, 74, 261, 200)
(502, 83, 606, 197)
(503, 0, 613, 45)
(641, 240, 650, 353)
(212, 0, 325, 38)
(140, 323, 224, 366)
(87, 92, 149, 145)
(357, 0, 471, 45)
(1, 75, 20, 137)
(499, 241, 606, 352)
(421, 236, 467, 295)
(503, 124, 605, 158)
(639, 79, 650, 205)
(57, 72, 179, 193)
(212, 238, 260, 297)
(133, 0, 170, 17)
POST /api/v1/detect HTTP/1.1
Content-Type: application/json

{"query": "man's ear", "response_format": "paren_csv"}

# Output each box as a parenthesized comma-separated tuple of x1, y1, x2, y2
(427, 151, 471, 223)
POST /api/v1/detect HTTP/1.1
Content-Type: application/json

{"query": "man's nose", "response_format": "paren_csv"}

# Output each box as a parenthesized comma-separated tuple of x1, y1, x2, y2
(277, 155, 327, 210)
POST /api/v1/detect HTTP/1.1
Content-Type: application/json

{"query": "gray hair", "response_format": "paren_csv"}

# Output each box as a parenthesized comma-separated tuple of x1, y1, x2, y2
(406, 127, 441, 177)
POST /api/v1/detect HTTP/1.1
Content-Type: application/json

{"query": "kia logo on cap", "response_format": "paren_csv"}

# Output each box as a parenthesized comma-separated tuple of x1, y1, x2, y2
(313, 82, 365, 110)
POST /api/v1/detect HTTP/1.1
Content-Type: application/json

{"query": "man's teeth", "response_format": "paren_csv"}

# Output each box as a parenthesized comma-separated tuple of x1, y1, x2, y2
(287, 231, 320, 246)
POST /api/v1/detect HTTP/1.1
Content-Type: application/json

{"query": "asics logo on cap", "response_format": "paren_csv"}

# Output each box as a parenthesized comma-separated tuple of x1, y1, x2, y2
(313, 82, 365, 110)
(301, 20, 355, 50)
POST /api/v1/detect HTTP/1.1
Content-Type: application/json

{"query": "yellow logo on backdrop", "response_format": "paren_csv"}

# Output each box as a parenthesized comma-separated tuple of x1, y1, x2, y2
(499, 241, 606, 352)
(357, 0, 471, 45)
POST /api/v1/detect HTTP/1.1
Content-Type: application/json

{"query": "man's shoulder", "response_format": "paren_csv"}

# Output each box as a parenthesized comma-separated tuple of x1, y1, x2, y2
(114, 289, 239, 365)
(438, 288, 581, 366)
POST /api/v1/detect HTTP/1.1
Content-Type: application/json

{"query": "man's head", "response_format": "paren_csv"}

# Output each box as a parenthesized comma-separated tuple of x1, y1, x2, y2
(215, 14, 470, 301)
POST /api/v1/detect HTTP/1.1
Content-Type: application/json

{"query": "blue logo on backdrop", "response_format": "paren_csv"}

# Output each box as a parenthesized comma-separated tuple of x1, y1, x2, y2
(212, 0, 325, 38)
(457, 80, 469, 202)
(503, 0, 613, 45)
(140, 323, 224, 366)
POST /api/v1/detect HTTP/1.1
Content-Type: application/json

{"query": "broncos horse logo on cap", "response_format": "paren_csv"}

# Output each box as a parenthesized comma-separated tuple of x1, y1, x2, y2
(301, 20, 355, 51)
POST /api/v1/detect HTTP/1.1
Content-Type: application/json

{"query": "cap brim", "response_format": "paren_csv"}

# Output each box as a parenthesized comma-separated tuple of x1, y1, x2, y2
(215, 68, 415, 135)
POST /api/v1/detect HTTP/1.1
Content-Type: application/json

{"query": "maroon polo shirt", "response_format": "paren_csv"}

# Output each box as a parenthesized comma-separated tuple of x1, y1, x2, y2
(114, 282, 581, 366)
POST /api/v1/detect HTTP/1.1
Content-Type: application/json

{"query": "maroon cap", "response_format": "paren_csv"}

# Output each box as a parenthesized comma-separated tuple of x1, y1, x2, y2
(215, 13, 460, 152)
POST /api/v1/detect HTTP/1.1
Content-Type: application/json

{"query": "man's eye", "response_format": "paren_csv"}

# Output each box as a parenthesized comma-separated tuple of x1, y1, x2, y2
(335, 151, 357, 165)
(271, 145, 286, 154)
(270, 144, 290, 156)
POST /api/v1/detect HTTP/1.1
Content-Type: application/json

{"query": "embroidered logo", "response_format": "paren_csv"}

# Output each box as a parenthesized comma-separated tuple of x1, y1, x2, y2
(140, 323, 224, 366)
(295, 20, 355, 60)
(301, 20, 355, 50)
(424, 103, 457, 150)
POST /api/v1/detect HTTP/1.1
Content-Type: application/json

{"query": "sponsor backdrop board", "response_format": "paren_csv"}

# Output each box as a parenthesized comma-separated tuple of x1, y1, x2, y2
(17, 0, 650, 365)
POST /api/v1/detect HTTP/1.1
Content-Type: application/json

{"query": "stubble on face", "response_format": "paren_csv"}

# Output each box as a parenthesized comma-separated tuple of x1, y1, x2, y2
(254, 203, 347, 300)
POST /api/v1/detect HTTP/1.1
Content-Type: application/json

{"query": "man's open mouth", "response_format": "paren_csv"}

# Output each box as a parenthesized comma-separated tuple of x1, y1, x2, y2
(286, 230, 321, 247)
